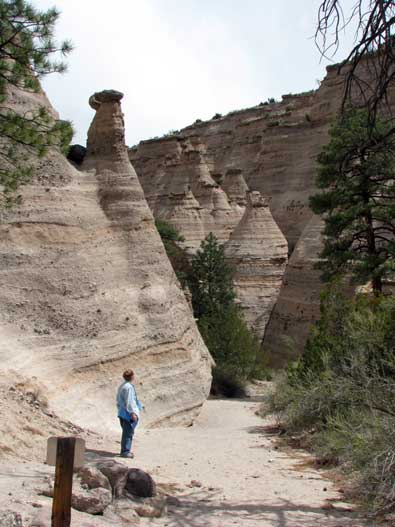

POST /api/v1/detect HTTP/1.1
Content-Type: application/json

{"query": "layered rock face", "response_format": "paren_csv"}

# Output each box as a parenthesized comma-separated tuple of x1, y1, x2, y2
(130, 91, 323, 251)
(224, 192, 288, 340)
(130, 58, 395, 364)
(0, 86, 212, 431)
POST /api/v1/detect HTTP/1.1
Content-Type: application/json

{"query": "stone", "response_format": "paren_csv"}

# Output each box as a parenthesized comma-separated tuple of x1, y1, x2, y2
(189, 479, 202, 488)
(93, 460, 129, 498)
(78, 465, 111, 491)
(67, 144, 86, 165)
(162, 189, 205, 254)
(0, 511, 22, 527)
(124, 468, 156, 498)
(222, 168, 249, 206)
(103, 500, 140, 524)
(29, 509, 49, 527)
(133, 496, 167, 518)
(71, 486, 112, 515)
(94, 89, 124, 103)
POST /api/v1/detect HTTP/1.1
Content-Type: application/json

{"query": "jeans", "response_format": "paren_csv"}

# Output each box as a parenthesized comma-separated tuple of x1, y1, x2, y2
(119, 417, 138, 455)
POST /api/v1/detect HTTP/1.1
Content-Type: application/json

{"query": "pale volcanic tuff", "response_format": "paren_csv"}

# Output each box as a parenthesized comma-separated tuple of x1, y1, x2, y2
(0, 86, 212, 432)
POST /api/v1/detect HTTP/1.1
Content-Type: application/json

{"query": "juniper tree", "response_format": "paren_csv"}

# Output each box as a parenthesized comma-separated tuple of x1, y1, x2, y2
(310, 109, 395, 293)
(0, 0, 73, 207)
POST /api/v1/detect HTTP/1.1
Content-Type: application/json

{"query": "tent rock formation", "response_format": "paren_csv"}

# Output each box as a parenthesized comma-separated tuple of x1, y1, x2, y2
(0, 86, 212, 432)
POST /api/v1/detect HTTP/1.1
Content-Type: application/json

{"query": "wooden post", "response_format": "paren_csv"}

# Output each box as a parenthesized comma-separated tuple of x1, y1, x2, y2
(51, 437, 76, 527)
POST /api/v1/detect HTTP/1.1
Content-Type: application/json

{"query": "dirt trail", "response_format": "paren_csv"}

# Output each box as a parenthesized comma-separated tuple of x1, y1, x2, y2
(120, 397, 367, 527)
(0, 396, 371, 526)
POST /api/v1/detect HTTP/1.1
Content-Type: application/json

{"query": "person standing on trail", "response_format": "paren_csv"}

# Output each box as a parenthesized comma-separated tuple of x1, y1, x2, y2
(116, 369, 142, 458)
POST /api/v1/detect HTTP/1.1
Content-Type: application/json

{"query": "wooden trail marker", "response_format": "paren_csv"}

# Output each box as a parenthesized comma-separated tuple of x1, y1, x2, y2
(47, 437, 85, 527)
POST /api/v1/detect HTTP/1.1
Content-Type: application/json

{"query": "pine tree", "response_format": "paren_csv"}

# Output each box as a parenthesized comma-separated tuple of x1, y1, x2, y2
(310, 109, 395, 294)
(0, 0, 73, 207)
(189, 232, 235, 318)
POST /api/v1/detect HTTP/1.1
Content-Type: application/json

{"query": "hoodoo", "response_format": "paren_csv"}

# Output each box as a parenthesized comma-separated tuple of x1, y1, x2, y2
(0, 87, 212, 434)
(224, 191, 288, 340)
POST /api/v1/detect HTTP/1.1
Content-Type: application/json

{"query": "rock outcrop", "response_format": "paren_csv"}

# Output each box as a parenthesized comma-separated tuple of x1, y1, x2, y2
(224, 192, 288, 340)
(0, 86, 212, 431)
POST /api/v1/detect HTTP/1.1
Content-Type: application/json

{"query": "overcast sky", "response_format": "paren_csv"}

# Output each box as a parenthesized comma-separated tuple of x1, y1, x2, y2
(34, 0, 358, 146)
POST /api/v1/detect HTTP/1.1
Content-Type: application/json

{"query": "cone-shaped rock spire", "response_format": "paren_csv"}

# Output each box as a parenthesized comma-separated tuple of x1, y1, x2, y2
(225, 191, 288, 340)
(163, 187, 205, 254)
(222, 168, 249, 206)
(0, 86, 212, 438)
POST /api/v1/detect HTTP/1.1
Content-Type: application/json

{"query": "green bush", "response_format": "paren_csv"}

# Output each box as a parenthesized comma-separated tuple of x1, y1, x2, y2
(267, 285, 395, 514)
(198, 305, 262, 383)
(155, 219, 190, 287)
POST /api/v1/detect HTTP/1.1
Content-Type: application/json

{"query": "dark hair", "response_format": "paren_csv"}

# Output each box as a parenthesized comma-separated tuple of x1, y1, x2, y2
(123, 369, 134, 381)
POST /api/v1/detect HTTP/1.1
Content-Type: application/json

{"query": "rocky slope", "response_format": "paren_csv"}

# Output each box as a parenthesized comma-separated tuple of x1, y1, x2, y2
(130, 58, 395, 365)
(0, 86, 212, 433)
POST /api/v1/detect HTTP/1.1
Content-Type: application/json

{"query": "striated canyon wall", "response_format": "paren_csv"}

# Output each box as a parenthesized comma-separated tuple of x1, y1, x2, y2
(0, 86, 212, 432)
(130, 58, 395, 365)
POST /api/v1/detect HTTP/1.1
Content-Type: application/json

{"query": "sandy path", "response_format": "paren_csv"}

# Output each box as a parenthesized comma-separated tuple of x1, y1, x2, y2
(0, 397, 371, 526)
(108, 398, 368, 527)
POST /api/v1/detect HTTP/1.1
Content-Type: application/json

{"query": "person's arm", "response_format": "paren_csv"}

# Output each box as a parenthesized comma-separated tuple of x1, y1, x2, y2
(125, 384, 139, 421)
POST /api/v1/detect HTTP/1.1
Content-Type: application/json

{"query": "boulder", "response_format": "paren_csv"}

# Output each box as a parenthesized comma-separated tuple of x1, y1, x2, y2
(93, 460, 129, 498)
(133, 496, 167, 518)
(78, 465, 111, 491)
(103, 500, 140, 524)
(71, 486, 112, 515)
(67, 144, 86, 165)
(125, 468, 156, 498)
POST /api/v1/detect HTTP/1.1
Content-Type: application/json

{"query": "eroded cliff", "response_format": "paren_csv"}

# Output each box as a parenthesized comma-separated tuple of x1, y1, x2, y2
(130, 59, 395, 365)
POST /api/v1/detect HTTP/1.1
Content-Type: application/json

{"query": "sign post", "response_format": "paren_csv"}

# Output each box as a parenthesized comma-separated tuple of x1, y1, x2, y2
(51, 437, 76, 527)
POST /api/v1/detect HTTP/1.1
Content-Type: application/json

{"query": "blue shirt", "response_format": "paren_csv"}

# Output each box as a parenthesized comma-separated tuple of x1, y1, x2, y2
(116, 381, 141, 420)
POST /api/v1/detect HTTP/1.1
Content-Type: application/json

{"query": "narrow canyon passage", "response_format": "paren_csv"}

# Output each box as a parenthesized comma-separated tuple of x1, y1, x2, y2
(120, 397, 366, 527)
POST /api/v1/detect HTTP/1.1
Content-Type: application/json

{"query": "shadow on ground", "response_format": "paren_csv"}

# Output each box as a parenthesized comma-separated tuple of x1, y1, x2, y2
(165, 490, 366, 527)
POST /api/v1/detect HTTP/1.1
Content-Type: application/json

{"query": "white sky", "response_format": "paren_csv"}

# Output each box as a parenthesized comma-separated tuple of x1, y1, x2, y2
(33, 0, 358, 146)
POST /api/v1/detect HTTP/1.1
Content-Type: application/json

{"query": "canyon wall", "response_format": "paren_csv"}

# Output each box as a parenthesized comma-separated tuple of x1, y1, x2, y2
(0, 86, 212, 432)
(130, 59, 395, 365)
